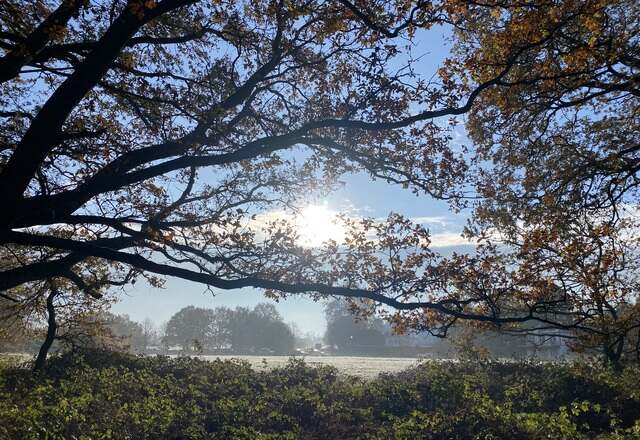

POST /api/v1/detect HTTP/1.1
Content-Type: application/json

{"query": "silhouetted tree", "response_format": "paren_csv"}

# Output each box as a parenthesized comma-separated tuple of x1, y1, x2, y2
(209, 307, 233, 350)
(162, 303, 294, 354)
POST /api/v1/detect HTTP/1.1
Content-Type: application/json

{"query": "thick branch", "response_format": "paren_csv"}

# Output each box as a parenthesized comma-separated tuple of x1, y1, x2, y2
(0, 0, 86, 84)
(0, 0, 197, 208)
(1, 230, 562, 327)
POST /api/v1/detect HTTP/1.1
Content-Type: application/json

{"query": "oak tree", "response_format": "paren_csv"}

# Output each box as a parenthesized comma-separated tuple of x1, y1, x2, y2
(0, 0, 495, 330)
(1, 0, 638, 366)
(447, 0, 640, 364)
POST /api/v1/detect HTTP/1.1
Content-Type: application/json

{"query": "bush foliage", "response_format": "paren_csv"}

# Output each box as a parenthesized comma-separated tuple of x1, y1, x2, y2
(1, 350, 639, 439)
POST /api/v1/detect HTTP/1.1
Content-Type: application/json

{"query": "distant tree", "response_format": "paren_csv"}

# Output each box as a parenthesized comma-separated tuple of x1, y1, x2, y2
(209, 307, 233, 350)
(163, 306, 214, 352)
(227, 306, 254, 353)
(225, 304, 294, 354)
(323, 299, 385, 351)
(141, 317, 157, 349)
(324, 315, 385, 352)
(106, 313, 145, 352)
(257, 320, 295, 354)
(323, 300, 351, 326)
(158, 321, 169, 352)
(252, 303, 282, 323)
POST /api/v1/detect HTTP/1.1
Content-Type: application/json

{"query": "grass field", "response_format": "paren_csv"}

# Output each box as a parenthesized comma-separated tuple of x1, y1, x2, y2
(3, 353, 428, 377)
(199, 355, 425, 378)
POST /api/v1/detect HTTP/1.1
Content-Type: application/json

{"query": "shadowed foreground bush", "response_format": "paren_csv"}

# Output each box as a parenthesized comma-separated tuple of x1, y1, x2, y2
(1, 350, 639, 439)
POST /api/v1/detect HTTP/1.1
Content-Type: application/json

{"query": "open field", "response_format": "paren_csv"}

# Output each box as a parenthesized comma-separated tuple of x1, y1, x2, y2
(198, 355, 426, 378)
(2, 353, 428, 377)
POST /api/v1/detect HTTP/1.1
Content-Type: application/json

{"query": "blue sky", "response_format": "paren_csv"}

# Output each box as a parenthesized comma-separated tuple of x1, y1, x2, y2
(112, 169, 473, 335)
(111, 26, 473, 335)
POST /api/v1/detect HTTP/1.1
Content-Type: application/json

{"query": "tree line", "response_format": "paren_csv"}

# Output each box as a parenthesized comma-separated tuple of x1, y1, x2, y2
(162, 303, 295, 354)
(322, 299, 570, 359)
(0, 302, 297, 356)
(0, 297, 600, 361)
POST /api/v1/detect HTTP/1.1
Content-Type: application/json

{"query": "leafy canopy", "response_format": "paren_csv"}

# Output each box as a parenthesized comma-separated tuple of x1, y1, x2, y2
(0, 0, 639, 363)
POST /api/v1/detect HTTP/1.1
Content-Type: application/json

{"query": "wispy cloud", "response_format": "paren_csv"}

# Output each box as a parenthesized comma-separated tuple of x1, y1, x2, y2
(410, 216, 449, 227)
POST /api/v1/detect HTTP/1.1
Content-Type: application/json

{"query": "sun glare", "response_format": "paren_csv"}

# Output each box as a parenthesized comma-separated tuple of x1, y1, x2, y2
(296, 204, 346, 247)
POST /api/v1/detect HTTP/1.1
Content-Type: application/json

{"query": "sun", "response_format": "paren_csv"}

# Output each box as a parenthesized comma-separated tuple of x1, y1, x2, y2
(296, 204, 346, 247)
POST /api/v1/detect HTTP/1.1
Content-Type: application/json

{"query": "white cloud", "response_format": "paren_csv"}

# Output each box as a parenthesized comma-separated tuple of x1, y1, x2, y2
(411, 216, 449, 227)
(428, 231, 475, 248)
(252, 208, 474, 249)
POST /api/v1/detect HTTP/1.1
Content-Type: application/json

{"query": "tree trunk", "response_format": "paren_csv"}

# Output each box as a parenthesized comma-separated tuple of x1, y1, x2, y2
(33, 289, 57, 371)
(603, 336, 624, 370)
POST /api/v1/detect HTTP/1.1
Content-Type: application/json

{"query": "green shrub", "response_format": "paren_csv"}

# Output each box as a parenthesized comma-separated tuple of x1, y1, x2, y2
(0, 350, 639, 439)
